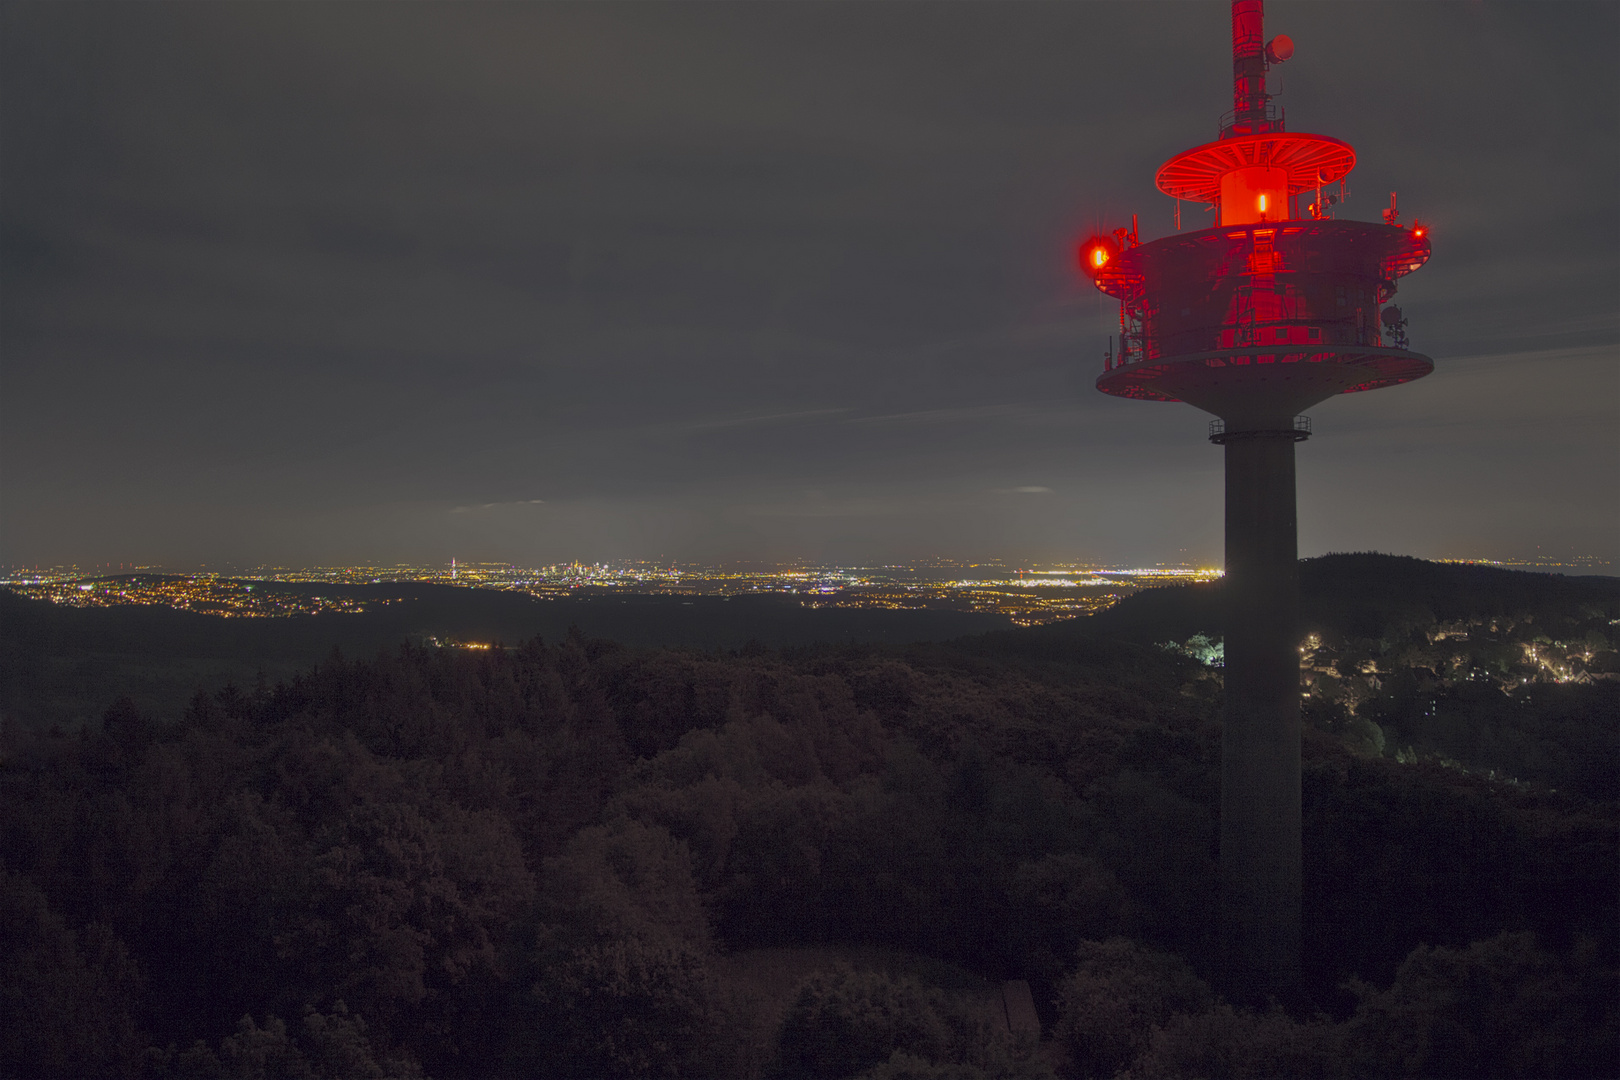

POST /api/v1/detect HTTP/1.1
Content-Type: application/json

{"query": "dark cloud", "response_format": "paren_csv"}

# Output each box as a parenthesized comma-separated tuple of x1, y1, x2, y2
(2, 2, 1615, 567)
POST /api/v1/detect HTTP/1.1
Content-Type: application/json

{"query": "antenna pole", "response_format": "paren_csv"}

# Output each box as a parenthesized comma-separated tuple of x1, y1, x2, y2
(1232, 0, 1268, 133)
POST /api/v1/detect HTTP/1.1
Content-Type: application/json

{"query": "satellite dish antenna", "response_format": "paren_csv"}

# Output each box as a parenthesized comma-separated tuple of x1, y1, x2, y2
(1266, 35, 1294, 63)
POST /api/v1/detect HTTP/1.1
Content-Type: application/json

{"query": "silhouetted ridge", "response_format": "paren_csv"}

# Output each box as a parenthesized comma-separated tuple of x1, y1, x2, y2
(979, 553, 1619, 650)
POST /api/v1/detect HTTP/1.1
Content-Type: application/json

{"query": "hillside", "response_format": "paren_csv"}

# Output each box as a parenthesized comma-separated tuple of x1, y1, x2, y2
(0, 585, 1013, 731)
(1012, 553, 1620, 648)
(995, 554, 1620, 799)
(0, 555, 1615, 1078)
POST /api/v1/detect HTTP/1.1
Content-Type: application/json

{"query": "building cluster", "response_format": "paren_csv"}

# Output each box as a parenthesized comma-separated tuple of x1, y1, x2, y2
(1297, 616, 1620, 710)
(242, 561, 1224, 627)
(3, 574, 370, 618)
(1439, 555, 1614, 572)
(1, 561, 1222, 626)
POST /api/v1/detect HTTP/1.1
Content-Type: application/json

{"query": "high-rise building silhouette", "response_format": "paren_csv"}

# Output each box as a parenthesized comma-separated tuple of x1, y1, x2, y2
(1080, 0, 1432, 999)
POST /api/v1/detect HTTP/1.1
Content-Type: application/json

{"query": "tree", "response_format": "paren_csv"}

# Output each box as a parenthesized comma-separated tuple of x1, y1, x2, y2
(1052, 938, 1213, 1079)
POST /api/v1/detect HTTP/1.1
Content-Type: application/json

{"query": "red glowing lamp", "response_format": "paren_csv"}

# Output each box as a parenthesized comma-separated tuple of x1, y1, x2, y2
(1078, 235, 1120, 279)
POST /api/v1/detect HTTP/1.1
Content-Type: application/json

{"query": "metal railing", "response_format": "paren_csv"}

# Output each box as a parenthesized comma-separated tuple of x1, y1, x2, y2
(1219, 102, 1285, 139)
(1208, 415, 1312, 444)
(1102, 331, 1147, 371)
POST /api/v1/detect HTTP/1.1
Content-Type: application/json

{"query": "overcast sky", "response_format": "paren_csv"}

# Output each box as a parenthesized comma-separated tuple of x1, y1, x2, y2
(3, 1, 1616, 569)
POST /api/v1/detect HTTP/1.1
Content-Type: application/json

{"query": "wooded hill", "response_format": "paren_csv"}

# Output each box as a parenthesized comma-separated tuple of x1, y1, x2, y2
(1, 554, 1614, 1078)
(0, 585, 1013, 733)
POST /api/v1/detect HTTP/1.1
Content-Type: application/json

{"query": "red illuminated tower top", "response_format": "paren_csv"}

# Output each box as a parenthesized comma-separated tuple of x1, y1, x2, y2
(1083, 0, 1431, 434)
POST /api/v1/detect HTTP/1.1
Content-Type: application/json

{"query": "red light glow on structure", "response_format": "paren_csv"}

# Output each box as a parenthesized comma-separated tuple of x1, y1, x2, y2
(1084, 0, 1432, 430)
(1078, 235, 1120, 280)
(1075, 0, 1435, 1004)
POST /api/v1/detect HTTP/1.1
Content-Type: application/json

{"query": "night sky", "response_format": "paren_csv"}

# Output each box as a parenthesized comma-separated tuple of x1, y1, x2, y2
(4, 2, 1616, 569)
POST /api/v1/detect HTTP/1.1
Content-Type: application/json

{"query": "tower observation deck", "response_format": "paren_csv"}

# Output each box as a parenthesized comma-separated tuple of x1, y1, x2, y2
(1078, 0, 1432, 1001)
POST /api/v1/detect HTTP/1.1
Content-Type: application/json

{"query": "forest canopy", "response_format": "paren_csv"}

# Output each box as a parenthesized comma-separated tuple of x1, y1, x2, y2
(1, 555, 1615, 1078)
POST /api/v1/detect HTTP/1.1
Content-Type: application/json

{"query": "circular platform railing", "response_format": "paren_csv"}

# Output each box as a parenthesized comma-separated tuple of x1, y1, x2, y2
(1208, 415, 1312, 443)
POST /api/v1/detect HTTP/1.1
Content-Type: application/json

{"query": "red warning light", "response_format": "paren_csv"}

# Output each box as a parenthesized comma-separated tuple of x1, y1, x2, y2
(1078, 235, 1121, 281)
(1411, 222, 1427, 238)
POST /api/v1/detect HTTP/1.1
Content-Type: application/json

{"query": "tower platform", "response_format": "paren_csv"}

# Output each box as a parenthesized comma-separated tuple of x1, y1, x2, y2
(1094, 220, 1431, 429)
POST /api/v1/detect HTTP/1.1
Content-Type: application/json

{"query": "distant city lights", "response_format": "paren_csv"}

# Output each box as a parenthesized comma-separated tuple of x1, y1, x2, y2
(4, 554, 1607, 630)
(1, 559, 1224, 628)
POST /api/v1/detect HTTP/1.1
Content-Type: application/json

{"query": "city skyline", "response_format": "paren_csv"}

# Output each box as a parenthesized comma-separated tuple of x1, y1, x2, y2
(4, 2, 1616, 569)
(6, 550, 1609, 631)
(2, 557, 1228, 628)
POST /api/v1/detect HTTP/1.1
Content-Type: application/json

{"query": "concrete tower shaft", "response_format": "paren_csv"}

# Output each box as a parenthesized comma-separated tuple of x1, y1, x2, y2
(1078, 0, 1433, 1002)
(1220, 430, 1303, 998)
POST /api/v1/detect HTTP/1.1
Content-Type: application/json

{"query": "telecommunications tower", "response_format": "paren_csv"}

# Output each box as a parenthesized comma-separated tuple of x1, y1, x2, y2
(1078, 0, 1432, 998)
